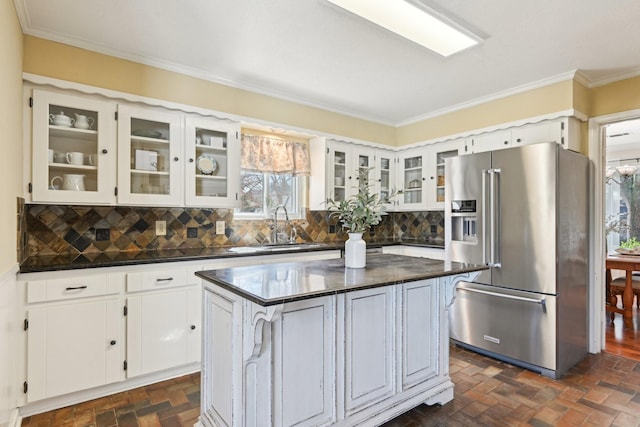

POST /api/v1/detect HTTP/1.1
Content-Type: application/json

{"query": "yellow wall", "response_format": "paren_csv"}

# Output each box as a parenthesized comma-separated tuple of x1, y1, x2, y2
(21, 37, 640, 153)
(589, 75, 640, 118)
(1, 1, 23, 272)
(23, 36, 396, 146)
(396, 80, 574, 146)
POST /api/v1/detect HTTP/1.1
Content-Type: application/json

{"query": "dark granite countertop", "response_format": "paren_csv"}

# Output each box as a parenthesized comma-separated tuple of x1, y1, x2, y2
(196, 253, 486, 306)
(19, 239, 445, 274)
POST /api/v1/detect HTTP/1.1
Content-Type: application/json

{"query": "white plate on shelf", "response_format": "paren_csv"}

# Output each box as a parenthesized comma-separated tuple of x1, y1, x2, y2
(197, 154, 217, 175)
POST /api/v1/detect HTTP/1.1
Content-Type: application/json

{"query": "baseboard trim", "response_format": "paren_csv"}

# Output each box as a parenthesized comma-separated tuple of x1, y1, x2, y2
(19, 363, 200, 417)
(8, 408, 21, 427)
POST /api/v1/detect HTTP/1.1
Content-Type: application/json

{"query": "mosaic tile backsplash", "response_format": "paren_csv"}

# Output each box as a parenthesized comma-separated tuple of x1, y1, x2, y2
(21, 203, 444, 259)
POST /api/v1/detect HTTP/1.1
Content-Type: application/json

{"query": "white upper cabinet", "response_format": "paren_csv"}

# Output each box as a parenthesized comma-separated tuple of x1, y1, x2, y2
(309, 138, 385, 209)
(29, 87, 244, 207)
(468, 118, 579, 153)
(184, 116, 240, 208)
(397, 148, 427, 210)
(425, 138, 467, 210)
(31, 89, 117, 204)
(117, 104, 184, 206)
(374, 149, 396, 209)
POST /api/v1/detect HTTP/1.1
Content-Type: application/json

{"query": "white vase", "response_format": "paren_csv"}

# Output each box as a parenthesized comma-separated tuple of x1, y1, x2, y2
(345, 232, 366, 268)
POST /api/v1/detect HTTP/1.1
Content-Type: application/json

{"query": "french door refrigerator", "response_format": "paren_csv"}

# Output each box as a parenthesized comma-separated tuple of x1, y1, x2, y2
(444, 141, 589, 378)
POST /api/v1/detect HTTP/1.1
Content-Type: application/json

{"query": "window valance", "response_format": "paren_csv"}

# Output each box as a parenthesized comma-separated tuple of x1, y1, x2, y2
(240, 134, 310, 176)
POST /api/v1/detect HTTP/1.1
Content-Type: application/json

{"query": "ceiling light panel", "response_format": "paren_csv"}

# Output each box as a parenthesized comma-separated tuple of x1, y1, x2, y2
(327, 0, 480, 57)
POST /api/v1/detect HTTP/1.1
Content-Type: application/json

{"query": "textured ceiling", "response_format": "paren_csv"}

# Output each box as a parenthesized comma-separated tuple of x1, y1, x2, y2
(15, 0, 640, 126)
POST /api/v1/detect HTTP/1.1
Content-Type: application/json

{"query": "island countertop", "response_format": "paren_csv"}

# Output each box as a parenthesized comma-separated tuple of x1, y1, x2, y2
(196, 253, 487, 306)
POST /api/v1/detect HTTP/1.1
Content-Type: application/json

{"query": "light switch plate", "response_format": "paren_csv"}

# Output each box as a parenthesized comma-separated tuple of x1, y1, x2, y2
(216, 221, 225, 235)
(156, 220, 166, 236)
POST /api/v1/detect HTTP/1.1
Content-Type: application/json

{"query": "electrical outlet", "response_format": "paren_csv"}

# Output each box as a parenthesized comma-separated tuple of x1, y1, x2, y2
(216, 221, 225, 235)
(155, 220, 166, 236)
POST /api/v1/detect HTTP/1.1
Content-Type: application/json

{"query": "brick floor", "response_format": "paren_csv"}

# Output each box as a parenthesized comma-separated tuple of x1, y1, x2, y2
(22, 346, 640, 427)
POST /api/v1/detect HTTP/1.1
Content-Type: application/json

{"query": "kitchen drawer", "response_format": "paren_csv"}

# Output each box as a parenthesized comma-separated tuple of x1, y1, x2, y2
(127, 267, 189, 292)
(27, 274, 112, 303)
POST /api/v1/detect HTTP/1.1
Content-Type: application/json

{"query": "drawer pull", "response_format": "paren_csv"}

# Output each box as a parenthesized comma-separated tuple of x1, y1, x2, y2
(156, 277, 174, 282)
(65, 285, 88, 291)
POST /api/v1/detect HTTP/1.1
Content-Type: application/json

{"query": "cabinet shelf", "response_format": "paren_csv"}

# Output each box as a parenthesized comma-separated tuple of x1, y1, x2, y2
(131, 169, 169, 176)
(196, 144, 226, 152)
(130, 136, 170, 145)
(50, 126, 98, 139)
(49, 162, 98, 172)
(196, 174, 227, 181)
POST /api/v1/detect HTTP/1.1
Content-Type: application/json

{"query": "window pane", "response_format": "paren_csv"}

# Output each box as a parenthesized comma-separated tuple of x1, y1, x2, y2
(239, 172, 264, 213)
(266, 174, 295, 213)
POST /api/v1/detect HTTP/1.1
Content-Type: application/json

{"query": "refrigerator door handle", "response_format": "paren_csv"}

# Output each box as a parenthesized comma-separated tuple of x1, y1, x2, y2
(458, 285, 546, 306)
(490, 168, 501, 267)
(482, 169, 489, 266)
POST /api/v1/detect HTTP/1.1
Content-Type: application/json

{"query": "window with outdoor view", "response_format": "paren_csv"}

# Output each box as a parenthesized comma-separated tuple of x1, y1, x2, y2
(235, 134, 310, 219)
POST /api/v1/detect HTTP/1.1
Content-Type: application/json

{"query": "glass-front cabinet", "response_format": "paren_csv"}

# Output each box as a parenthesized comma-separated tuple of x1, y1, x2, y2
(31, 90, 116, 204)
(398, 149, 426, 210)
(117, 105, 183, 206)
(425, 138, 467, 210)
(184, 116, 240, 207)
(327, 141, 375, 202)
(375, 149, 395, 208)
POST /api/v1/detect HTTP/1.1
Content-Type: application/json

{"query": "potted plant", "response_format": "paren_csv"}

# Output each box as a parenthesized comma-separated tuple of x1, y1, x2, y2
(326, 167, 400, 268)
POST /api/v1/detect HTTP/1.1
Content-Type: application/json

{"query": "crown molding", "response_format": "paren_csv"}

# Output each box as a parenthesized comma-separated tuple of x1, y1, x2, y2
(397, 70, 581, 127)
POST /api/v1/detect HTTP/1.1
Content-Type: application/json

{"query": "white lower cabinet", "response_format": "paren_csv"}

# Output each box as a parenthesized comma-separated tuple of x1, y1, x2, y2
(26, 296, 124, 402)
(201, 273, 468, 427)
(401, 280, 438, 389)
(343, 287, 394, 415)
(126, 286, 200, 377)
(18, 250, 342, 412)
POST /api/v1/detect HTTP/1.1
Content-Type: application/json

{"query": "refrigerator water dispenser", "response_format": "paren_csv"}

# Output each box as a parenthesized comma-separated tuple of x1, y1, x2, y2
(450, 200, 477, 243)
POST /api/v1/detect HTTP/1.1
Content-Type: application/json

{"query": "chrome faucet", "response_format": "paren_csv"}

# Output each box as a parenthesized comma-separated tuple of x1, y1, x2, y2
(272, 205, 296, 244)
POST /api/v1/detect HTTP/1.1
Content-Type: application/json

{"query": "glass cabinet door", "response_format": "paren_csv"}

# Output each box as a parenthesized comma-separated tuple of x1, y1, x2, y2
(31, 89, 116, 204)
(117, 105, 183, 206)
(185, 117, 239, 207)
(376, 151, 394, 207)
(329, 143, 349, 202)
(426, 139, 466, 210)
(400, 152, 425, 208)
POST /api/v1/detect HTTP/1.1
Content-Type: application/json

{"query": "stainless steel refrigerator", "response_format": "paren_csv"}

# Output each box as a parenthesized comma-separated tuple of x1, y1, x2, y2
(445, 141, 589, 378)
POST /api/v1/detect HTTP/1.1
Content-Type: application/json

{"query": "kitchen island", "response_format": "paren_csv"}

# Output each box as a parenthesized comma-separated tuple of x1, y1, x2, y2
(195, 254, 486, 427)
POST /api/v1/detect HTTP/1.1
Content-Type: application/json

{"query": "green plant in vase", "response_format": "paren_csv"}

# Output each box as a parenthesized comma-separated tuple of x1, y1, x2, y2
(326, 167, 401, 267)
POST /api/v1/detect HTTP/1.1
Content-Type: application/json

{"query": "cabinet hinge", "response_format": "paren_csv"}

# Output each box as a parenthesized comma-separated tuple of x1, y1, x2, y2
(123, 360, 127, 371)
(123, 305, 128, 316)
(28, 183, 32, 194)
(24, 318, 28, 331)
(114, 187, 118, 196)
(29, 97, 33, 108)
(561, 121, 565, 131)
(236, 131, 239, 139)
(235, 192, 238, 201)
(561, 136, 565, 146)
(23, 381, 28, 394)
(326, 148, 329, 154)
(115, 111, 118, 121)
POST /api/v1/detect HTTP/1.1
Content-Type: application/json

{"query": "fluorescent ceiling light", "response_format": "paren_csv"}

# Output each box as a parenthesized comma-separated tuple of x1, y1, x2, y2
(327, 0, 480, 57)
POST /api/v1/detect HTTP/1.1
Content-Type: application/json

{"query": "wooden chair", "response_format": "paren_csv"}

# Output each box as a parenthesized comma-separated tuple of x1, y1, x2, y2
(609, 274, 640, 322)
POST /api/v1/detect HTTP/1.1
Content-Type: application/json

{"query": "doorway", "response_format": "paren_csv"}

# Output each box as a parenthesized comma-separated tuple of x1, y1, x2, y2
(589, 112, 640, 360)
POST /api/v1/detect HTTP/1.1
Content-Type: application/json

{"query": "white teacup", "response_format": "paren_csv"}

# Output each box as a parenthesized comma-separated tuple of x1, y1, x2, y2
(85, 154, 96, 166)
(53, 151, 65, 163)
(66, 152, 84, 165)
(48, 149, 54, 164)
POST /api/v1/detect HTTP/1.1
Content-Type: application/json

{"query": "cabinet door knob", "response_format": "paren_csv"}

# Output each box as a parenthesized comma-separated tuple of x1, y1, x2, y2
(430, 176, 434, 180)
(516, 138, 522, 143)
(348, 176, 352, 180)
(102, 149, 108, 154)
(422, 177, 426, 181)
(190, 325, 196, 330)
(189, 158, 194, 163)
(503, 140, 509, 145)
(173, 156, 179, 162)
(110, 340, 116, 346)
